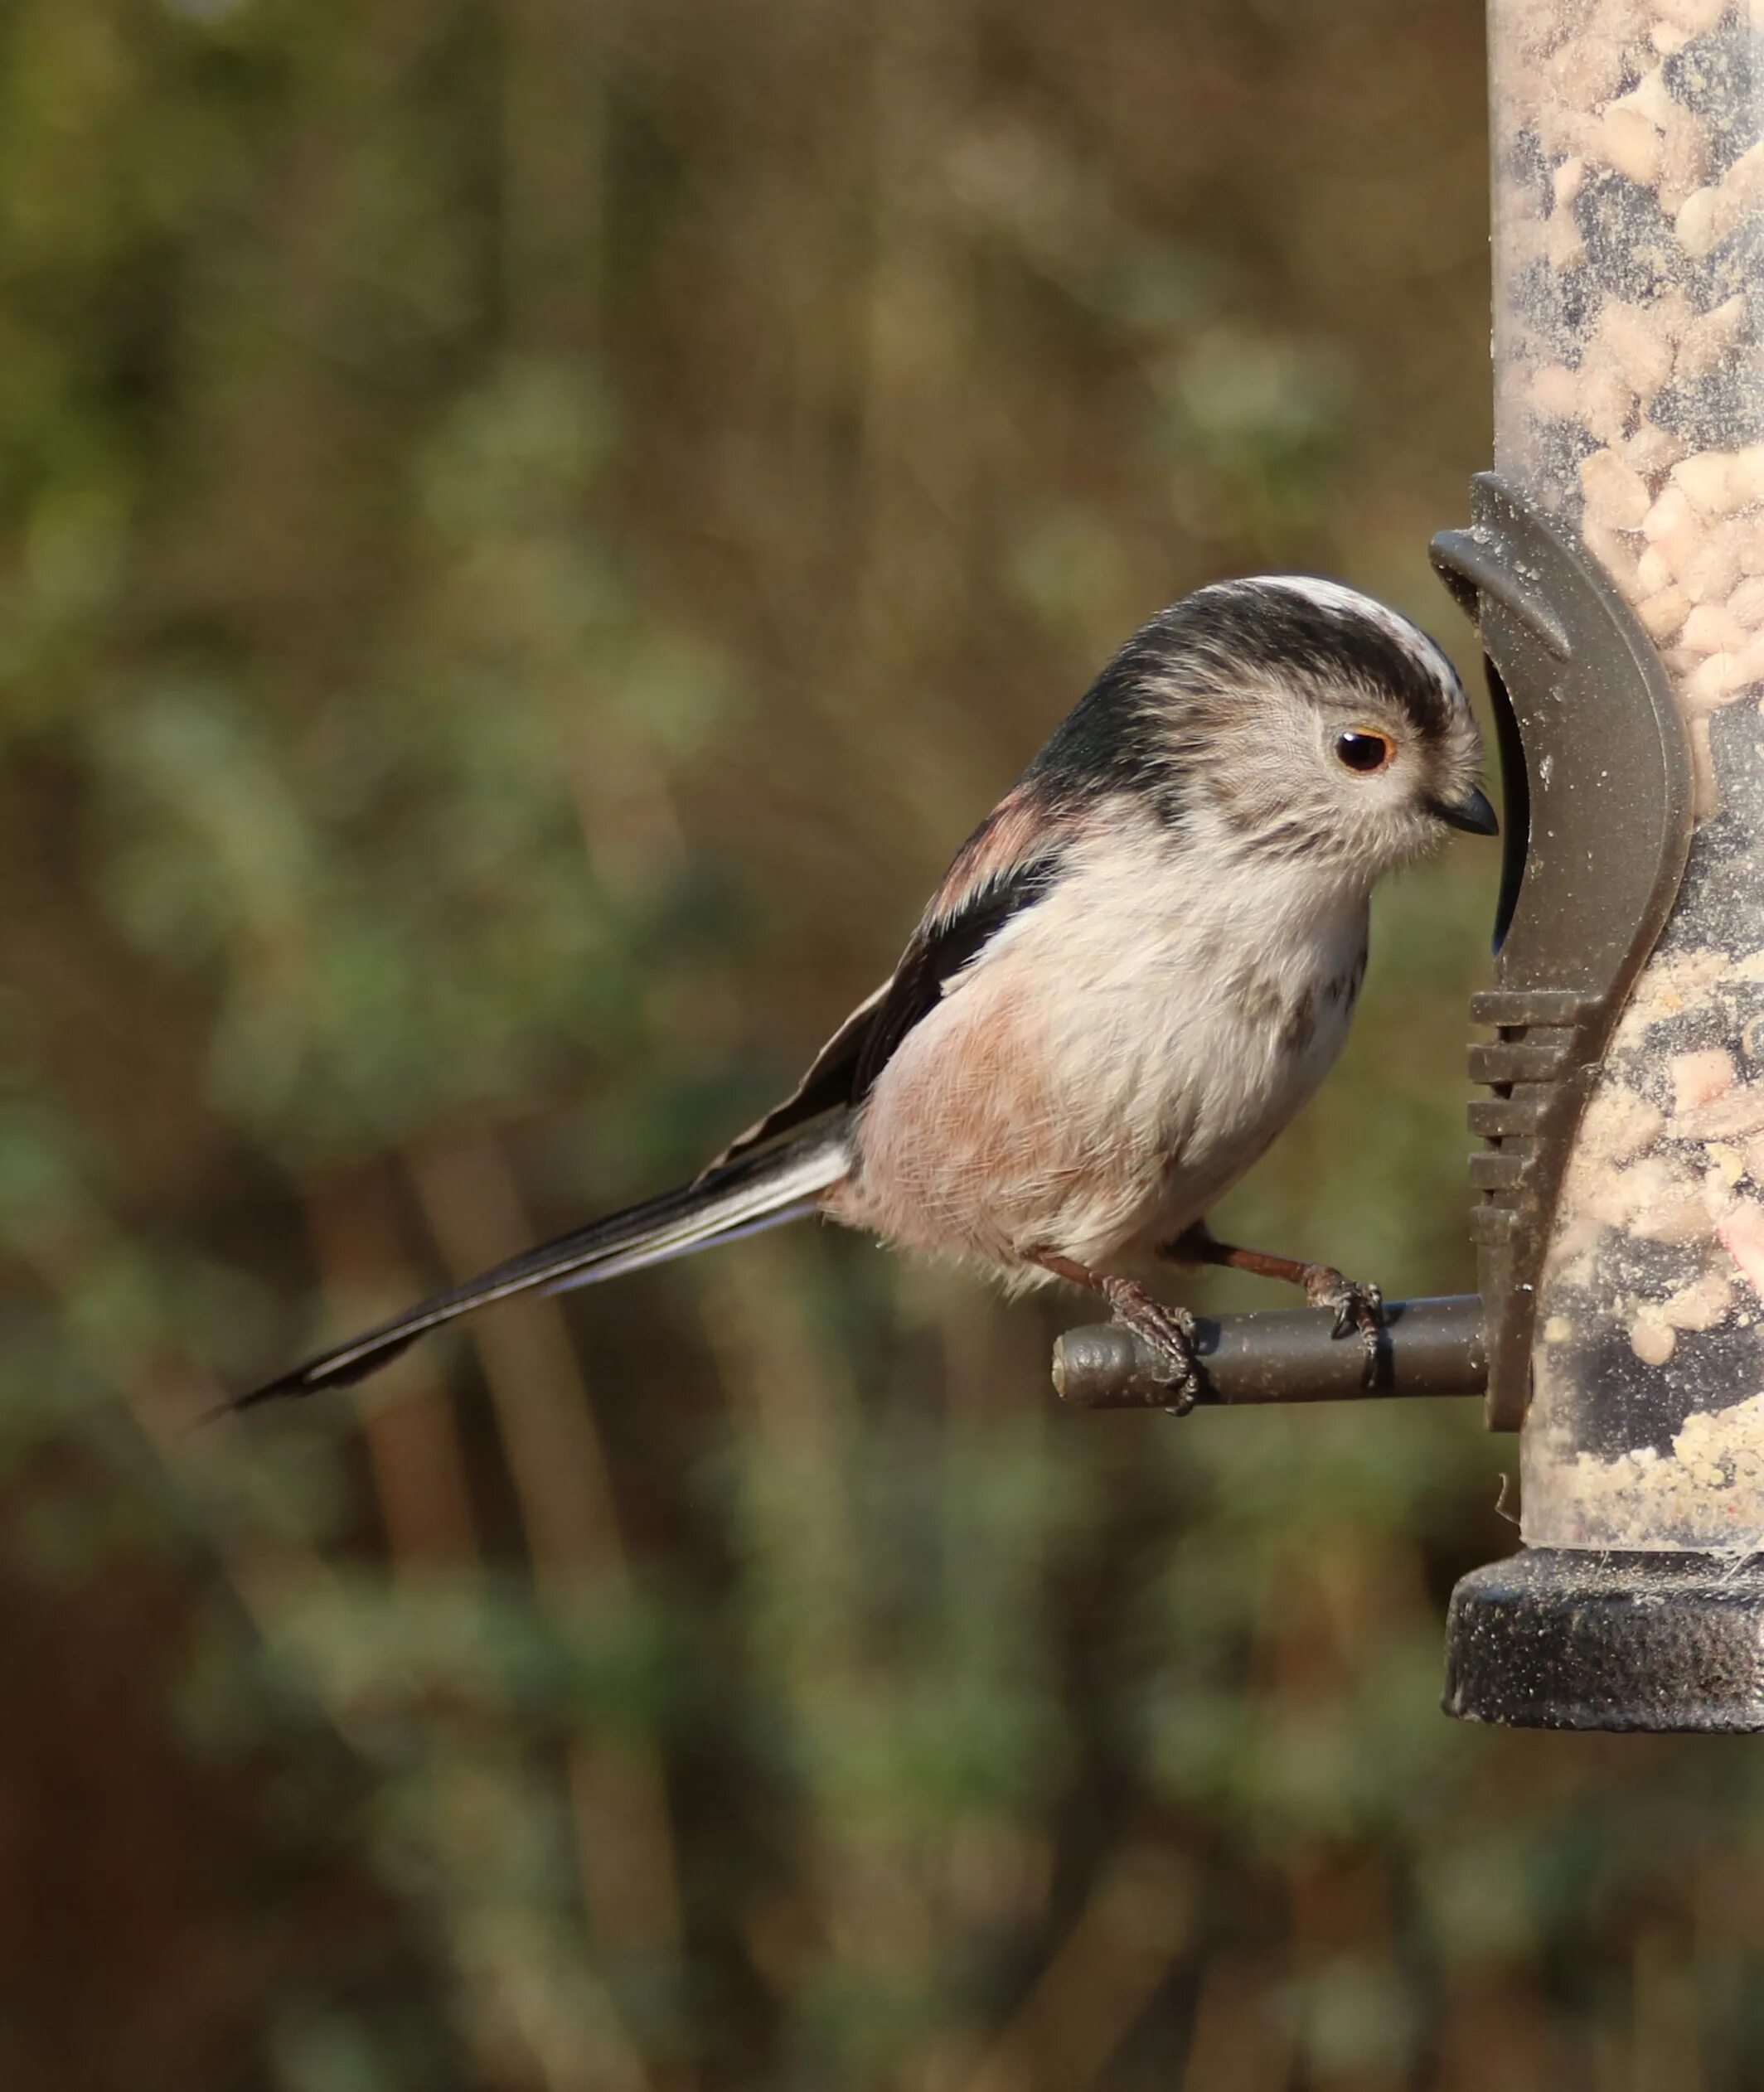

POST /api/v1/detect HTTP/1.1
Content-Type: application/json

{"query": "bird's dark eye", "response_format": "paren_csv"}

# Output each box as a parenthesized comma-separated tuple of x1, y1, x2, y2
(1334, 729, 1396, 774)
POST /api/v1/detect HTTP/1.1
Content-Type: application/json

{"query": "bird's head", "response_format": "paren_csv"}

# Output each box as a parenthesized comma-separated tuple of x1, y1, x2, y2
(1081, 576, 1495, 886)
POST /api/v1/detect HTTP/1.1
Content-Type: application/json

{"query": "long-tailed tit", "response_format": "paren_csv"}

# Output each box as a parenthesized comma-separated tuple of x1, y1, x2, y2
(239, 578, 1495, 1413)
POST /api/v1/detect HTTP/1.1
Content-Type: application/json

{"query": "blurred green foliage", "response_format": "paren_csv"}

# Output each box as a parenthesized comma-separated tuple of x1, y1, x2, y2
(4, 2, 1762, 2089)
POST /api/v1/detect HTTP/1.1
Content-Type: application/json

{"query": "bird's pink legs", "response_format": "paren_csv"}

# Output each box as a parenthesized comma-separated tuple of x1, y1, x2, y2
(1161, 1223, 1383, 1345)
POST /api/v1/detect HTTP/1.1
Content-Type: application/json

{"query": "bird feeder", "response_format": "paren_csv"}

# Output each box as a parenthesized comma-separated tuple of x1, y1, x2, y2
(1058, 0, 1764, 1731)
(1442, 0, 1764, 1731)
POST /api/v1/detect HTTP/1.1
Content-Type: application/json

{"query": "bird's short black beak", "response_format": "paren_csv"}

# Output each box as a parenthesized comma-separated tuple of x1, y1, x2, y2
(1433, 785, 1500, 835)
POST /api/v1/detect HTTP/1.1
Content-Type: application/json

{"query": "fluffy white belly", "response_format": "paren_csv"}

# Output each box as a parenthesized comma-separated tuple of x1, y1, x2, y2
(833, 860, 1368, 1278)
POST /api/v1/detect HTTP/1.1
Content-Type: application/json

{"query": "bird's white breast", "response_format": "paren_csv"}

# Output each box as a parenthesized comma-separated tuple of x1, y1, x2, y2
(837, 810, 1369, 1278)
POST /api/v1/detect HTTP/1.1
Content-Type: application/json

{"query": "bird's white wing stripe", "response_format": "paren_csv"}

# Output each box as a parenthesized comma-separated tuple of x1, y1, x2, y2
(545, 1133, 848, 1295)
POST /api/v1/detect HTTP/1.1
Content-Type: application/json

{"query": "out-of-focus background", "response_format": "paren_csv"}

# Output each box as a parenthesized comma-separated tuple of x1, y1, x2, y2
(6, 2, 1762, 2087)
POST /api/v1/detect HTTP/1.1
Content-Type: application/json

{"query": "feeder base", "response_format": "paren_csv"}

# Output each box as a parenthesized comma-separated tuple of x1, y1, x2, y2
(1445, 1547, 1764, 1731)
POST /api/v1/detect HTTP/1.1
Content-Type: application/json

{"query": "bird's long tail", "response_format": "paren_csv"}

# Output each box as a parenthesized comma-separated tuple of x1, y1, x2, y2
(232, 1126, 852, 1411)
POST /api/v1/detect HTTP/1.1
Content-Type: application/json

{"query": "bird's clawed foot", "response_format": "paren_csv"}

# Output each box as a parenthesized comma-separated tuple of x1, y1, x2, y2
(1100, 1278, 1203, 1415)
(1301, 1265, 1384, 1354)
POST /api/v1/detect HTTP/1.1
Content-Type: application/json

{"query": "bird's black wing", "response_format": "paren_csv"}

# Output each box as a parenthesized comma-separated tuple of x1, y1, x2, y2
(711, 778, 1077, 1171)
(850, 855, 1062, 1096)
(700, 981, 890, 1174)
(851, 776, 1078, 1096)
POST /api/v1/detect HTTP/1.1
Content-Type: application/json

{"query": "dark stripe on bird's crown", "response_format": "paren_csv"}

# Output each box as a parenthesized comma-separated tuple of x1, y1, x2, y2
(1179, 579, 1460, 738)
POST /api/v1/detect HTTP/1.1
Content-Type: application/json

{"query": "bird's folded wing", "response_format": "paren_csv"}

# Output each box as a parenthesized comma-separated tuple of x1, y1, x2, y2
(710, 780, 1078, 1174)
(700, 981, 890, 1174)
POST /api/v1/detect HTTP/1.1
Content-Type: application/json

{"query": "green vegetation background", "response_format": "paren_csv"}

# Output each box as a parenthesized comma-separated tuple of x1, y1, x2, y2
(5, 2, 1760, 2087)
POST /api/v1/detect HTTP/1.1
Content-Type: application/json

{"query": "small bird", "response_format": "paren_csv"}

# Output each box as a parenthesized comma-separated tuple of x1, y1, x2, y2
(239, 577, 1494, 1413)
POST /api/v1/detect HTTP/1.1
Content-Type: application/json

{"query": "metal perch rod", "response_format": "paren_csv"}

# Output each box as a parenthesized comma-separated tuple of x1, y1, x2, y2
(1053, 1295, 1489, 1411)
